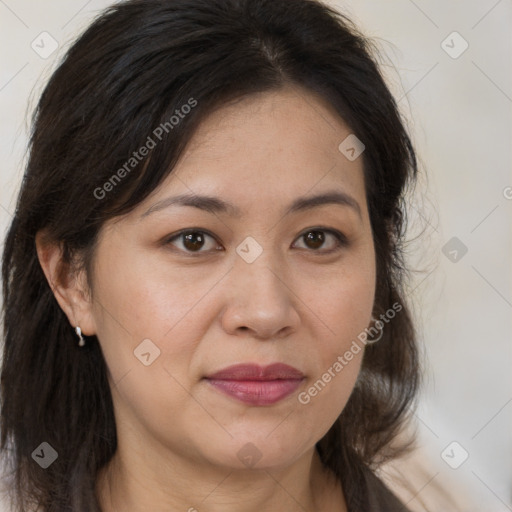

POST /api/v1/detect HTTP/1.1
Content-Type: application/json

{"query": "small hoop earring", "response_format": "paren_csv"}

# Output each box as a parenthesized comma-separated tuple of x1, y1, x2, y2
(75, 326, 85, 347)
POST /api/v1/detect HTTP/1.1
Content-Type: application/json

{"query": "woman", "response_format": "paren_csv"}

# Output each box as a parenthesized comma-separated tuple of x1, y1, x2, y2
(1, 0, 420, 510)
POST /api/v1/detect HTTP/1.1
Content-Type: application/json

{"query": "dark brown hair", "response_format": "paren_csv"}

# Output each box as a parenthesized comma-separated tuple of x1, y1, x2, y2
(1, 0, 419, 510)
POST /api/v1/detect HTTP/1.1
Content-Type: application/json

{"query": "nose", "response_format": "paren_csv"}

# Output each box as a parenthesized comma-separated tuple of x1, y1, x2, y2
(220, 251, 300, 341)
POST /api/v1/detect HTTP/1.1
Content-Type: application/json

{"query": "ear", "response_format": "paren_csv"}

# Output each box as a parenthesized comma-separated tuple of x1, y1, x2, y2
(35, 230, 97, 336)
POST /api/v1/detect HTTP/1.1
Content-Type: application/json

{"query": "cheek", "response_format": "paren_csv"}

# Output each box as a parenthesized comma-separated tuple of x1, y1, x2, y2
(292, 250, 375, 416)
(90, 243, 222, 380)
(90, 250, 217, 444)
(297, 250, 376, 356)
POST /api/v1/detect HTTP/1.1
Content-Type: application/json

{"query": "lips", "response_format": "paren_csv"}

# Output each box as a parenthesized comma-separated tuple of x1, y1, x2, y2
(207, 363, 304, 381)
(205, 363, 304, 406)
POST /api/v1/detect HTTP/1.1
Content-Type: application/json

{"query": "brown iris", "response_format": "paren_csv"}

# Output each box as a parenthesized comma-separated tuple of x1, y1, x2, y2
(182, 232, 206, 251)
(303, 230, 325, 249)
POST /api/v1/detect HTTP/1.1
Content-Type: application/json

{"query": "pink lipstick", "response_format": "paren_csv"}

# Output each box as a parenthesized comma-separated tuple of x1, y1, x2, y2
(205, 363, 304, 406)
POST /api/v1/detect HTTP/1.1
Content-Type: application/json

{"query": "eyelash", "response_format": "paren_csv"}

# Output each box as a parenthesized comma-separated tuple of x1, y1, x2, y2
(163, 227, 348, 256)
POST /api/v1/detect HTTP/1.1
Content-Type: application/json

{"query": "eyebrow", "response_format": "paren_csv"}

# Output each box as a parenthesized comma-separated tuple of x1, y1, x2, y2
(140, 190, 362, 220)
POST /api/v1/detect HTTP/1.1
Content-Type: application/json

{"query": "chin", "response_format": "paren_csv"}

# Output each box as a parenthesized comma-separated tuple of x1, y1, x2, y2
(195, 429, 312, 472)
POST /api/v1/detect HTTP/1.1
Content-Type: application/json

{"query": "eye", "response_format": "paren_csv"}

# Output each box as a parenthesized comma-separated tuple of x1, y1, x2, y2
(164, 227, 348, 256)
(293, 228, 348, 253)
(164, 229, 222, 254)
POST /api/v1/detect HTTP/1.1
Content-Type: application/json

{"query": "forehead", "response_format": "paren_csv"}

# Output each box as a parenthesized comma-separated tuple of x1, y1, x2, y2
(181, 86, 356, 165)
(143, 86, 368, 217)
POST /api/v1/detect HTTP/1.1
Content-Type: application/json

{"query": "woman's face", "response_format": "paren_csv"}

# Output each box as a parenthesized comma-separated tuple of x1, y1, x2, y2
(85, 86, 376, 471)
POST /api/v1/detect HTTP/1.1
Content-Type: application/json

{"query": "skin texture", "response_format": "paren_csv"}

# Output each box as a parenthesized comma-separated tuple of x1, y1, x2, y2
(36, 85, 376, 512)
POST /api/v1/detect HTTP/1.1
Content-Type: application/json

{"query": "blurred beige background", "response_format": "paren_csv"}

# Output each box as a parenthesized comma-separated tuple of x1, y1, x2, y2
(1, 1, 511, 511)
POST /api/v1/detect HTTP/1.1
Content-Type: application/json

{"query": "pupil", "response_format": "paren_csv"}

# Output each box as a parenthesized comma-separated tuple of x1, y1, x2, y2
(184, 232, 204, 251)
(305, 230, 324, 249)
